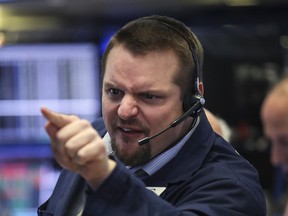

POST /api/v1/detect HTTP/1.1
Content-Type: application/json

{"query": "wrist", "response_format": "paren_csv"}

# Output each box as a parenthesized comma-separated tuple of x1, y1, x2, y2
(87, 159, 116, 190)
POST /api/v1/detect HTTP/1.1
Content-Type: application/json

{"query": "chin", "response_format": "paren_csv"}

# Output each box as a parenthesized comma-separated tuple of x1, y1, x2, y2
(112, 139, 138, 157)
(112, 141, 152, 166)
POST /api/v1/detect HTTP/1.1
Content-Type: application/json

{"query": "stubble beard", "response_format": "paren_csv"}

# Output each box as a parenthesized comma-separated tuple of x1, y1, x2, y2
(111, 137, 152, 166)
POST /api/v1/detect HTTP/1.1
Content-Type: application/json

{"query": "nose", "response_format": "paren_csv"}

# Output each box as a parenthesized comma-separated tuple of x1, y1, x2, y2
(118, 95, 139, 120)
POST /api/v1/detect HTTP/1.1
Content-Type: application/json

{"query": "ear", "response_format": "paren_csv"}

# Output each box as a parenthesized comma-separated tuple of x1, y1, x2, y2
(199, 82, 204, 96)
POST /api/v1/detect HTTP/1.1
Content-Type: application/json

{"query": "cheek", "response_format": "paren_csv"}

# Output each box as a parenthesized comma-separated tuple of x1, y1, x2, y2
(102, 99, 118, 124)
(148, 107, 181, 132)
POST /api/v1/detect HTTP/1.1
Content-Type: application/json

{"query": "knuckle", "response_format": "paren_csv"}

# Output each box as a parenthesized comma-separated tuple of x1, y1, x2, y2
(75, 151, 87, 165)
(69, 114, 80, 121)
(79, 119, 91, 128)
(55, 131, 65, 142)
(64, 141, 76, 156)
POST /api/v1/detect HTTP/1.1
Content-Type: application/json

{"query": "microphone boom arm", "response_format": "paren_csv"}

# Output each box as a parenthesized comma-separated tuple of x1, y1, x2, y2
(138, 97, 205, 145)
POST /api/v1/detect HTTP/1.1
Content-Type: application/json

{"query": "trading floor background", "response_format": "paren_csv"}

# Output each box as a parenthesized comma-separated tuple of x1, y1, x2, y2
(0, 1, 288, 215)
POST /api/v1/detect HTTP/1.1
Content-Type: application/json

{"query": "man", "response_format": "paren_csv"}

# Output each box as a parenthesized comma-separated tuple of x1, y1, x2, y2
(261, 77, 288, 215)
(38, 15, 266, 215)
(261, 77, 288, 172)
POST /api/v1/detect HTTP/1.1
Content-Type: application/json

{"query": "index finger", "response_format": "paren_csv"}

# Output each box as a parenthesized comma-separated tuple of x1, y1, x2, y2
(41, 106, 74, 128)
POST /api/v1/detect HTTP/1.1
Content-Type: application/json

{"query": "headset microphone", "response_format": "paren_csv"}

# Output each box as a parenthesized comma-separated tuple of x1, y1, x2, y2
(138, 96, 205, 146)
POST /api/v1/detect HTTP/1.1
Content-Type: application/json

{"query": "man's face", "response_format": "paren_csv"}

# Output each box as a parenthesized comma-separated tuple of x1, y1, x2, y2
(261, 95, 288, 173)
(102, 44, 192, 166)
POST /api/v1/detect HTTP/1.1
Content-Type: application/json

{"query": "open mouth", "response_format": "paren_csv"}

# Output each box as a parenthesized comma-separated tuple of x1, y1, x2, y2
(117, 126, 146, 139)
(120, 127, 141, 134)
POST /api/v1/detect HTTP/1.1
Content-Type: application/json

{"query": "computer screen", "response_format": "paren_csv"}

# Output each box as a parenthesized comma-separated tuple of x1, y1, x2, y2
(0, 43, 101, 145)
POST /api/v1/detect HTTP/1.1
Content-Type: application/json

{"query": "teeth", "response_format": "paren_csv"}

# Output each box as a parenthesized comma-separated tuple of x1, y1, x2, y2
(122, 128, 132, 132)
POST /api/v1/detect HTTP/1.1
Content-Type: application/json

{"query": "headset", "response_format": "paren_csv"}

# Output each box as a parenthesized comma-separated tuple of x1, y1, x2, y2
(136, 18, 206, 145)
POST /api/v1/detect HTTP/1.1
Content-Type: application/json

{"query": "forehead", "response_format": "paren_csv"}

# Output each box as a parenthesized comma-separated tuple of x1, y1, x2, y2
(104, 45, 180, 86)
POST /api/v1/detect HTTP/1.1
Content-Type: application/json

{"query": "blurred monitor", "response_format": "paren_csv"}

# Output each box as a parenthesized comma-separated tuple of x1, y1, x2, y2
(0, 43, 101, 145)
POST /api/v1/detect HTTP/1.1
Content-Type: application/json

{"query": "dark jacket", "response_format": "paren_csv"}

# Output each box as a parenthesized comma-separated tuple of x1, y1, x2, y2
(38, 113, 266, 216)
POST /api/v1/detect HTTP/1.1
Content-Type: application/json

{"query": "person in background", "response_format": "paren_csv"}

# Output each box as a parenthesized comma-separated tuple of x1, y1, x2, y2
(38, 15, 266, 215)
(261, 77, 288, 215)
(205, 108, 232, 142)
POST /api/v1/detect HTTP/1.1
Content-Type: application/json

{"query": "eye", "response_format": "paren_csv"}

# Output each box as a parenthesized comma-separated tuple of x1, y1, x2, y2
(141, 93, 157, 100)
(141, 93, 158, 100)
(108, 88, 122, 95)
(106, 88, 124, 101)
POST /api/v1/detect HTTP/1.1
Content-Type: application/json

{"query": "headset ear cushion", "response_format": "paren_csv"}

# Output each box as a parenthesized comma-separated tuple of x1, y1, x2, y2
(183, 94, 204, 114)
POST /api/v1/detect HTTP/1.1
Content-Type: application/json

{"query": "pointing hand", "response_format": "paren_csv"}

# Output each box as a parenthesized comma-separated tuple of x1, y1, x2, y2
(41, 107, 116, 189)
